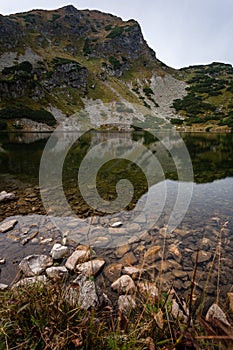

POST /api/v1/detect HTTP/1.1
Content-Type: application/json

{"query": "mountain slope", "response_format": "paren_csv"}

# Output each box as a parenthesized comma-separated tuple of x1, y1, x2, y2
(0, 5, 232, 131)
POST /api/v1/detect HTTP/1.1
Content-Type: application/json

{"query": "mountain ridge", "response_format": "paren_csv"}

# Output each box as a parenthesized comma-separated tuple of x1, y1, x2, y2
(0, 5, 232, 132)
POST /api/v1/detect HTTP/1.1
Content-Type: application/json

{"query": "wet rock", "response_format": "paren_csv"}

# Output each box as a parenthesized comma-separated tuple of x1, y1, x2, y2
(46, 266, 69, 280)
(104, 263, 122, 282)
(119, 252, 137, 265)
(13, 275, 47, 288)
(206, 303, 230, 326)
(0, 191, 15, 202)
(78, 280, 99, 310)
(41, 238, 53, 244)
(0, 283, 8, 290)
(50, 243, 69, 260)
(0, 219, 18, 233)
(75, 259, 105, 277)
(168, 245, 182, 263)
(137, 281, 158, 300)
(144, 245, 161, 263)
(19, 254, 53, 277)
(127, 223, 141, 232)
(109, 227, 127, 235)
(172, 270, 188, 279)
(21, 231, 38, 245)
(118, 295, 136, 315)
(65, 247, 90, 270)
(111, 275, 135, 294)
(110, 221, 122, 228)
(192, 250, 212, 264)
(227, 293, 233, 314)
(173, 228, 189, 237)
(134, 244, 146, 255)
(115, 244, 130, 258)
(153, 260, 181, 273)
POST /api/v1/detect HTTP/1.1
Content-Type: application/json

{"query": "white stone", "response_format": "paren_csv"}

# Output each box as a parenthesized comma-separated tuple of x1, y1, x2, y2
(76, 259, 105, 277)
(40, 238, 53, 244)
(78, 280, 99, 310)
(19, 255, 53, 277)
(46, 266, 69, 279)
(13, 275, 47, 288)
(171, 299, 189, 323)
(65, 248, 90, 270)
(137, 281, 159, 300)
(110, 221, 122, 228)
(50, 243, 69, 260)
(206, 303, 230, 326)
(0, 283, 8, 290)
(0, 258, 6, 264)
(122, 266, 141, 277)
(111, 275, 135, 294)
(0, 219, 18, 233)
(118, 295, 136, 314)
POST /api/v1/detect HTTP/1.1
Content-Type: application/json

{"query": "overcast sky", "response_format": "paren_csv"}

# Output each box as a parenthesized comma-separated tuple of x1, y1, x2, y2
(1, 0, 233, 69)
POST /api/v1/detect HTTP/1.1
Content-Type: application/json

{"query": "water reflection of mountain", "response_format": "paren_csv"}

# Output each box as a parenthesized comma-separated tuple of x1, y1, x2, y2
(0, 132, 233, 187)
(181, 133, 233, 183)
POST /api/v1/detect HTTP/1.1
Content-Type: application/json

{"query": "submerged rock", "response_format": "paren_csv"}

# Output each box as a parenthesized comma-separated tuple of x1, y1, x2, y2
(192, 250, 212, 264)
(0, 191, 15, 203)
(19, 255, 53, 277)
(144, 245, 161, 263)
(0, 219, 17, 233)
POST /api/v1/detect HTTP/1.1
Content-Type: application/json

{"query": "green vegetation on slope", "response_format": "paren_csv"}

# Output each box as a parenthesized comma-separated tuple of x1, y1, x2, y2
(173, 62, 233, 130)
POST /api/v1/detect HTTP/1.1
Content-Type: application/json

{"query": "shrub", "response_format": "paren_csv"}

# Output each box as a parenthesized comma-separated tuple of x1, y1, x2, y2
(109, 56, 121, 70)
(2, 61, 33, 75)
(170, 118, 184, 125)
(143, 86, 154, 97)
(83, 38, 92, 56)
(50, 14, 61, 22)
(106, 26, 124, 39)
(105, 24, 112, 31)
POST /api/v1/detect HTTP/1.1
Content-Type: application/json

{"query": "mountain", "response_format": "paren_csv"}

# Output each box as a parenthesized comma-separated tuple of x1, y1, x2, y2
(0, 5, 232, 132)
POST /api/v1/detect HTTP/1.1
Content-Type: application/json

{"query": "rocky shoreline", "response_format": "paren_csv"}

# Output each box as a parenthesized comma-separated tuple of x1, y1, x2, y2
(0, 211, 233, 308)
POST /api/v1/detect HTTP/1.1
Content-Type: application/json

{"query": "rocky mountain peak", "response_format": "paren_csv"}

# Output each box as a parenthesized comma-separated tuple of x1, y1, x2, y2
(61, 5, 79, 14)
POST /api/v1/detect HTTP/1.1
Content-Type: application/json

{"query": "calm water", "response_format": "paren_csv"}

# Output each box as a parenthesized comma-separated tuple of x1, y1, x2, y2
(1, 131, 233, 223)
(0, 131, 233, 295)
